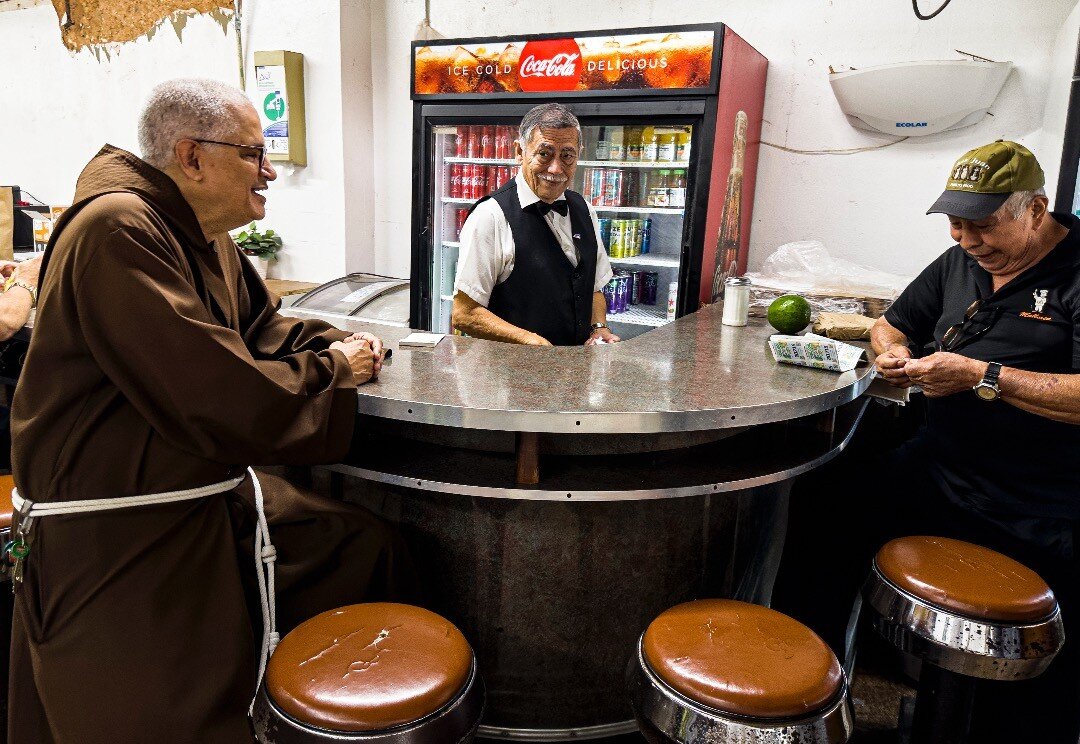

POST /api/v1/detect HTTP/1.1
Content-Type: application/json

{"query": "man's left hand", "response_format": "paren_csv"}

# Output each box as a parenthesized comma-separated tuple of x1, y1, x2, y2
(585, 327, 621, 346)
(903, 352, 987, 398)
(343, 332, 386, 376)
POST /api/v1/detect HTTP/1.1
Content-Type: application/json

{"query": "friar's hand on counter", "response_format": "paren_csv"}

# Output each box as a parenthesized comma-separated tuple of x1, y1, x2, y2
(903, 352, 986, 398)
(522, 332, 553, 347)
(330, 338, 377, 384)
(874, 344, 914, 388)
(343, 331, 385, 376)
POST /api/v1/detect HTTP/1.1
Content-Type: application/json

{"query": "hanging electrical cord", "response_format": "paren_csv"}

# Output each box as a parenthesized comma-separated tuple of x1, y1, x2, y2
(233, 0, 245, 88)
(759, 136, 909, 155)
(413, 0, 445, 41)
(912, 0, 952, 21)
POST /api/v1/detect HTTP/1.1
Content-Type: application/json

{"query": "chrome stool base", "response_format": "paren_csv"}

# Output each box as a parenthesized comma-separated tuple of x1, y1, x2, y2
(253, 660, 484, 744)
(862, 562, 1066, 744)
(628, 643, 853, 744)
(863, 567, 1064, 681)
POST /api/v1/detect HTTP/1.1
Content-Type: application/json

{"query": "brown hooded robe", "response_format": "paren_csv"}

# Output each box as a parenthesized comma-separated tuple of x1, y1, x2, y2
(7, 146, 410, 743)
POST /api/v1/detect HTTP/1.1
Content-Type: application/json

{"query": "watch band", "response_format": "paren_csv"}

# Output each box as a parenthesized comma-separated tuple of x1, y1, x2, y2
(9, 280, 37, 308)
(591, 322, 609, 330)
(983, 362, 1002, 384)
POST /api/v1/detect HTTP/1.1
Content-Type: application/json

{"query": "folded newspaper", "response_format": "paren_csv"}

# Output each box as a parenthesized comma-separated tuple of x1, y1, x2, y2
(768, 333, 866, 372)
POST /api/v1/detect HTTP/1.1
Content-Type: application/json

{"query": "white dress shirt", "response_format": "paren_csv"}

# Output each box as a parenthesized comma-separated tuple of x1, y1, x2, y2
(454, 174, 614, 307)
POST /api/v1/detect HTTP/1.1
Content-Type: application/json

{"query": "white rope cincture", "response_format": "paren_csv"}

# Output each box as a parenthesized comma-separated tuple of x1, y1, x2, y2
(11, 468, 279, 718)
(249, 467, 278, 715)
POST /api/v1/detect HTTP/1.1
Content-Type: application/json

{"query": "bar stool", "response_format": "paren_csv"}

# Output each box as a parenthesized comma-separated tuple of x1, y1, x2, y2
(628, 599, 853, 743)
(862, 536, 1065, 743)
(253, 602, 484, 744)
(0, 474, 13, 553)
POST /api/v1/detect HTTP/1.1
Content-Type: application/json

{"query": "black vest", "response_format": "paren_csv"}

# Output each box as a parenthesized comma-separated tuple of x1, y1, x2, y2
(470, 181, 598, 346)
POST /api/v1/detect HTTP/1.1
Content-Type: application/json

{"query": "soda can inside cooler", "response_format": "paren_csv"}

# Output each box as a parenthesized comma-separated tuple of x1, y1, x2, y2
(606, 220, 620, 258)
(642, 271, 659, 305)
(602, 280, 616, 313)
(590, 169, 605, 206)
(641, 218, 652, 254)
(630, 271, 645, 304)
(598, 219, 612, 251)
(624, 220, 640, 257)
(467, 126, 482, 158)
(456, 126, 469, 158)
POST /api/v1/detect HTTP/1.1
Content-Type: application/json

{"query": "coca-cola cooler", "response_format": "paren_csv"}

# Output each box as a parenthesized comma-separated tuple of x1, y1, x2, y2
(410, 23, 767, 337)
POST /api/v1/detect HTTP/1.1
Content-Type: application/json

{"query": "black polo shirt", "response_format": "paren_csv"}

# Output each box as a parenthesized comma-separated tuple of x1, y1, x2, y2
(884, 212, 1080, 530)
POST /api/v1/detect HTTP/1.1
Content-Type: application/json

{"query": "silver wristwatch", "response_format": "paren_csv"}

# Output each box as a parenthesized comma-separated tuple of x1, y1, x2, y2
(973, 362, 1002, 402)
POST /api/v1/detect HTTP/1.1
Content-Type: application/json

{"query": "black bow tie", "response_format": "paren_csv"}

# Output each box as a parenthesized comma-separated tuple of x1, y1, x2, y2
(531, 200, 568, 217)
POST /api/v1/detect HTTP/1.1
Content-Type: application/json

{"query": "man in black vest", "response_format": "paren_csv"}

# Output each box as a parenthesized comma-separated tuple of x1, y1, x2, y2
(452, 103, 618, 346)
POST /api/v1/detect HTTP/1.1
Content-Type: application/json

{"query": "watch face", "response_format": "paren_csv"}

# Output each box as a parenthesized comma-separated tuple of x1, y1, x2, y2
(975, 384, 999, 401)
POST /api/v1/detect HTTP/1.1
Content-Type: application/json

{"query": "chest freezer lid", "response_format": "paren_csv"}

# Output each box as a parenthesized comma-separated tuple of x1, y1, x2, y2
(291, 273, 410, 323)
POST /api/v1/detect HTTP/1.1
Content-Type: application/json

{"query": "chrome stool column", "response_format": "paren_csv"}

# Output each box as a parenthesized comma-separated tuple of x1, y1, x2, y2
(863, 536, 1064, 743)
(628, 599, 853, 743)
(253, 602, 484, 744)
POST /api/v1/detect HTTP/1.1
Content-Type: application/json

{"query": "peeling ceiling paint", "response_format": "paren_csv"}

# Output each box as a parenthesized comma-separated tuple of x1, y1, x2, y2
(50, 0, 232, 53)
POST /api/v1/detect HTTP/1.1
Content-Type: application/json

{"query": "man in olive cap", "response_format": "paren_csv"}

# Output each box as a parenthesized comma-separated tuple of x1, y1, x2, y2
(866, 140, 1080, 741)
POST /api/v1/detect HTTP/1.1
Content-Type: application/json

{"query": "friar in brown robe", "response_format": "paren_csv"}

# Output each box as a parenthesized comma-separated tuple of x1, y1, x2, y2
(8, 83, 413, 743)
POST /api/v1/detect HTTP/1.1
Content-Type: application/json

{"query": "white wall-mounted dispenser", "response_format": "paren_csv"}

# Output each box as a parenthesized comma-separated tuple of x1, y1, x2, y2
(829, 60, 1012, 137)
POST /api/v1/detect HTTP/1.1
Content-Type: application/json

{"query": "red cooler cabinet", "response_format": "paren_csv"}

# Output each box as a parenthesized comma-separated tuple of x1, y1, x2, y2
(409, 23, 767, 337)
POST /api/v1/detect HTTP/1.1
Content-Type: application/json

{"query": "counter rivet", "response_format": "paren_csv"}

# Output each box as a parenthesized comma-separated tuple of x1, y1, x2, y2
(566, 493, 572, 498)
(408, 408, 413, 414)
(417, 481, 422, 486)
(730, 415, 736, 420)
(575, 421, 580, 426)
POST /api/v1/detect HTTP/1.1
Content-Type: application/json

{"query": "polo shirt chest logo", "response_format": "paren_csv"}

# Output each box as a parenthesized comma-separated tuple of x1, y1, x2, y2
(1019, 288, 1053, 321)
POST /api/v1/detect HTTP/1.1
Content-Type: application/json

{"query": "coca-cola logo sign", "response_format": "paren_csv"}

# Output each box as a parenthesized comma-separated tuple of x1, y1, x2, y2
(517, 38, 583, 92)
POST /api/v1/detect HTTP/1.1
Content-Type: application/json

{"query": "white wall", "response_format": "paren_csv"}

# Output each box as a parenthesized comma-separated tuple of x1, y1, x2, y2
(0, 0, 361, 282)
(2, 0, 1078, 284)
(372, 0, 1079, 280)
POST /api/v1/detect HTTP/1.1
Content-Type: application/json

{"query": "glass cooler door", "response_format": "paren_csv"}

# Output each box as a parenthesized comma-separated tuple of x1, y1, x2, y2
(574, 122, 694, 339)
(430, 123, 521, 334)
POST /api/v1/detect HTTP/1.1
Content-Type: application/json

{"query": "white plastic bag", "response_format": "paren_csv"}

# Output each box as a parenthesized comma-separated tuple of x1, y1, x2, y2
(745, 240, 911, 300)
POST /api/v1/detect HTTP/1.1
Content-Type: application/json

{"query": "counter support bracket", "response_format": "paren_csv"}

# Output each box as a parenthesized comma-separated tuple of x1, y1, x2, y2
(516, 432, 540, 485)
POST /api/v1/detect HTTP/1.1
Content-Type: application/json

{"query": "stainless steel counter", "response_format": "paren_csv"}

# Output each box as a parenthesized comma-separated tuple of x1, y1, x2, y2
(282, 303, 874, 434)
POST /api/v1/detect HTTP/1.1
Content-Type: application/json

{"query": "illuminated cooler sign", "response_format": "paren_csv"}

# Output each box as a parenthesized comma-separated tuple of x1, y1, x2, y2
(413, 30, 715, 96)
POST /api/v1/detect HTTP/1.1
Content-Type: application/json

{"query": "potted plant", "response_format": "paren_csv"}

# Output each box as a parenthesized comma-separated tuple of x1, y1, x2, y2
(233, 223, 282, 278)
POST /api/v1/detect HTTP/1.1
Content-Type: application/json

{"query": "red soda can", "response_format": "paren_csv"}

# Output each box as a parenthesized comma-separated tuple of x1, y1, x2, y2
(495, 126, 510, 159)
(495, 165, 511, 189)
(481, 126, 495, 159)
(471, 165, 484, 199)
(456, 126, 469, 157)
(455, 208, 469, 239)
(467, 126, 481, 159)
(483, 166, 496, 196)
(460, 164, 474, 199)
(449, 163, 463, 199)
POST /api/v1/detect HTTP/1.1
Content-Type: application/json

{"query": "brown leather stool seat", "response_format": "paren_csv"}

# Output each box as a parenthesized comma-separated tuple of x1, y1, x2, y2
(253, 603, 483, 744)
(0, 474, 14, 533)
(628, 599, 853, 743)
(0, 474, 14, 581)
(859, 536, 1066, 743)
(865, 536, 1064, 679)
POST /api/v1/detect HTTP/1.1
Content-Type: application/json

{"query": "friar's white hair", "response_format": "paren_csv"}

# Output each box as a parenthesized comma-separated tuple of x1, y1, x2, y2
(137, 78, 251, 169)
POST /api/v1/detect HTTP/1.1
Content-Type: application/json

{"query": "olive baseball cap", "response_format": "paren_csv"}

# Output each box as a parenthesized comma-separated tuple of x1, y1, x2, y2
(926, 140, 1045, 220)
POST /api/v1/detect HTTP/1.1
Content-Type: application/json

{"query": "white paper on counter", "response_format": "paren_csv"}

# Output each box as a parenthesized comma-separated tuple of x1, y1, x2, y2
(768, 333, 866, 372)
(399, 332, 446, 348)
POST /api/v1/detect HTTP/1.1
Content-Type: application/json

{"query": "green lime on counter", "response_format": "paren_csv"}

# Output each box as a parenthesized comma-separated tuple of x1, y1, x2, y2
(767, 295, 812, 334)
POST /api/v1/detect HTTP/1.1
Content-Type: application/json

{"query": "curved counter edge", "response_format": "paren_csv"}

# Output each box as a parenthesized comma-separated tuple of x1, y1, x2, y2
(283, 304, 876, 435)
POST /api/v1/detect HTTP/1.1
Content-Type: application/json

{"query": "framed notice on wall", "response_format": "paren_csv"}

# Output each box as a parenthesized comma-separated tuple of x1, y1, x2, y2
(412, 25, 719, 99)
(253, 50, 307, 165)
